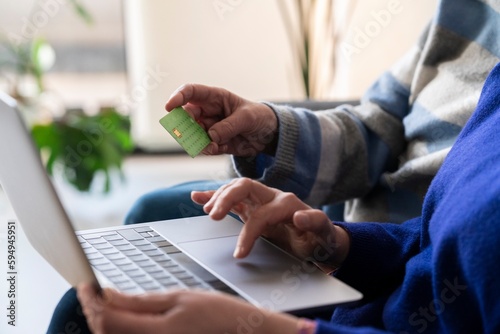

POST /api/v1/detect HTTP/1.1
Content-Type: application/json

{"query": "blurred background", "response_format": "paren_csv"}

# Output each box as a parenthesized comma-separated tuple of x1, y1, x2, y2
(0, 0, 436, 330)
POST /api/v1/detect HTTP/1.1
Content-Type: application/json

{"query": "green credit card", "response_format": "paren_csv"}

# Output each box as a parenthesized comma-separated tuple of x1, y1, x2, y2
(159, 107, 211, 158)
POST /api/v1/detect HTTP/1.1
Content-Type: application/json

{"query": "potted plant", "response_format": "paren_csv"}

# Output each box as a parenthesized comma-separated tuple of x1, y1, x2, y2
(0, 1, 134, 193)
(32, 107, 133, 192)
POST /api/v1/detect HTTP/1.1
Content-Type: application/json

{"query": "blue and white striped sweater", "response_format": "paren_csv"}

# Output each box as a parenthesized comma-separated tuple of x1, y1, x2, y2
(234, 0, 500, 223)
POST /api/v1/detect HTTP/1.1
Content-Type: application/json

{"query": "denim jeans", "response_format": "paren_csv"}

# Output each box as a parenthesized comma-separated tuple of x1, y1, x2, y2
(123, 179, 231, 224)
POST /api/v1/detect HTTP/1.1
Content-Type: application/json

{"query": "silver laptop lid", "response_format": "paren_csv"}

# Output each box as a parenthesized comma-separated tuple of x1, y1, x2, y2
(0, 92, 98, 288)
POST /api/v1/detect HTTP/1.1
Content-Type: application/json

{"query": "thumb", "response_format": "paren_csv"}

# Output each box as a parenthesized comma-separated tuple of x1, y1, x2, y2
(293, 209, 331, 234)
(208, 113, 246, 144)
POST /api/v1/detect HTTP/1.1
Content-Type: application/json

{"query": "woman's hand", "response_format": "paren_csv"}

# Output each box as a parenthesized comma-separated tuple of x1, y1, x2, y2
(77, 284, 299, 334)
(192, 178, 350, 270)
(166, 84, 278, 157)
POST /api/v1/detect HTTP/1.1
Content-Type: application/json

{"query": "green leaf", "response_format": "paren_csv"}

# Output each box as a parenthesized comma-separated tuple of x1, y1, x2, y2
(31, 123, 63, 175)
(30, 108, 133, 193)
(67, 0, 94, 25)
(30, 38, 47, 92)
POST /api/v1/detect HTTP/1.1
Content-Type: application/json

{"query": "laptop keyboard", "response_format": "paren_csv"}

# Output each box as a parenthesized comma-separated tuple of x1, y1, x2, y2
(77, 226, 235, 294)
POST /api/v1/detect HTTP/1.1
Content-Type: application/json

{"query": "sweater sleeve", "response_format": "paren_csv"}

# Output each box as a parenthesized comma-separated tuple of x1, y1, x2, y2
(314, 61, 500, 334)
(333, 218, 422, 298)
(232, 27, 430, 207)
(314, 321, 391, 334)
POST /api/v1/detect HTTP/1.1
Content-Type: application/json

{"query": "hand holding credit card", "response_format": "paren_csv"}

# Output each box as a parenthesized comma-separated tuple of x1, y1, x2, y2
(159, 107, 212, 157)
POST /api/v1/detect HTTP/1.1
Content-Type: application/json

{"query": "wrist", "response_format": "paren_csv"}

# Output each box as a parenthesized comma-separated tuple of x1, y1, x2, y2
(330, 224, 351, 268)
(260, 103, 279, 156)
(311, 223, 351, 272)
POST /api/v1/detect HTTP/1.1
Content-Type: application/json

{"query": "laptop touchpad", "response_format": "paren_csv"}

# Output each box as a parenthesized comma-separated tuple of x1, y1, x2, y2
(151, 215, 242, 243)
(177, 235, 359, 313)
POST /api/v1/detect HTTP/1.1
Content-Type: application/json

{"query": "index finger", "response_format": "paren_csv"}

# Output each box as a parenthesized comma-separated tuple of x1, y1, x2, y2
(233, 212, 268, 259)
(165, 84, 222, 111)
(205, 179, 276, 220)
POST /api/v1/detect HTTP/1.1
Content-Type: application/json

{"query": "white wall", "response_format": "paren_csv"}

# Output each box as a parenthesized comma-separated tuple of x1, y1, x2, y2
(125, 0, 437, 151)
(0, 0, 123, 45)
(329, 0, 437, 100)
(1, 0, 438, 151)
(124, 0, 305, 151)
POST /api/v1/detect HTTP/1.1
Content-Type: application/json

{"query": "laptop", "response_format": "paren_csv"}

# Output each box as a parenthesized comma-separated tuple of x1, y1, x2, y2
(0, 92, 362, 314)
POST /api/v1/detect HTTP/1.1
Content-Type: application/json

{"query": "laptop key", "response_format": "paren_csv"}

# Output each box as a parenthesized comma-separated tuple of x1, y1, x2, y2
(150, 254, 171, 262)
(144, 249, 164, 257)
(100, 248, 120, 255)
(152, 240, 172, 247)
(130, 254, 148, 262)
(157, 260, 177, 268)
(112, 258, 132, 266)
(158, 245, 181, 254)
(90, 258, 112, 266)
(136, 260, 156, 268)
(94, 263, 116, 272)
(184, 280, 204, 287)
(167, 266, 186, 274)
(130, 239, 149, 246)
(133, 226, 153, 233)
(143, 266, 164, 274)
(157, 277, 180, 286)
(147, 236, 167, 243)
(86, 253, 104, 260)
(102, 269, 123, 278)
(173, 271, 192, 280)
(134, 276, 154, 284)
(136, 244, 157, 252)
(108, 239, 129, 246)
(140, 282, 161, 291)
(118, 229, 144, 241)
(83, 248, 98, 255)
(82, 232, 117, 240)
(116, 281, 138, 290)
(106, 253, 126, 261)
(88, 238, 107, 245)
(93, 243, 114, 250)
(103, 234, 124, 241)
(80, 243, 92, 249)
(139, 232, 151, 238)
(122, 249, 142, 257)
(125, 270, 145, 278)
(109, 275, 128, 283)
(119, 263, 138, 272)
(114, 244, 136, 251)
